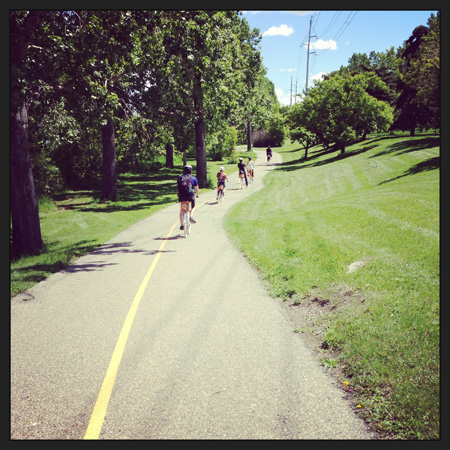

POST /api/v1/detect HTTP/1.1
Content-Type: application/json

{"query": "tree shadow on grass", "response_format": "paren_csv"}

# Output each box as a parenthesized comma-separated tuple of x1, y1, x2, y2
(378, 156, 440, 185)
(274, 135, 440, 174)
(11, 239, 100, 287)
(276, 144, 376, 173)
(370, 137, 440, 158)
(54, 169, 179, 213)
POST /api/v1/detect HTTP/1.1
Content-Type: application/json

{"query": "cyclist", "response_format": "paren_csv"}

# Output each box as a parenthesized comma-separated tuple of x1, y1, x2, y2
(238, 157, 248, 187)
(266, 146, 272, 163)
(246, 157, 254, 183)
(216, 167, 229, 200)
(177, 165, 199, 230)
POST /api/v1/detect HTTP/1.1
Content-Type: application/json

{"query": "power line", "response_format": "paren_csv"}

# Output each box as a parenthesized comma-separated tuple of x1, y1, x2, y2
(316, 11, 341, 39)
(295, 11, 358, 96)
(333, 11, 357, 42)
(315, 11, 357, 57)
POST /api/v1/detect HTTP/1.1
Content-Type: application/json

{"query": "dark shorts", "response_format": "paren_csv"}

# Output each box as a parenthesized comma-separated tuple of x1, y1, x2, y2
(179, 195, 195, 208)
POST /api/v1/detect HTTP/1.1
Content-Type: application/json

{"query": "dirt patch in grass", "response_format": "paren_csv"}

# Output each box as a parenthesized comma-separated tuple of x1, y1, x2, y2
(278, 286, 372, 425)
(282, 294, 336, 361)
(281, 285, 364, 353)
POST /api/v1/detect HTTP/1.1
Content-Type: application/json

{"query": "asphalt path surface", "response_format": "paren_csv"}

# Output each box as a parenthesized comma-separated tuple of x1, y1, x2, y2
(11, 151, 375, 440)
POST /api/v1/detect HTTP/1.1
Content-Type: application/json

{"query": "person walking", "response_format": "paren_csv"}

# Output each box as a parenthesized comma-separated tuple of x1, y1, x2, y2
(246, 157, 254, 183)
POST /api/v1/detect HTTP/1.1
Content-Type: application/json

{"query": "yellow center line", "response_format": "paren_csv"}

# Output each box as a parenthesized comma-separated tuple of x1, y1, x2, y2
(83, 220, 178, 439)
(83, 198, 213, 439)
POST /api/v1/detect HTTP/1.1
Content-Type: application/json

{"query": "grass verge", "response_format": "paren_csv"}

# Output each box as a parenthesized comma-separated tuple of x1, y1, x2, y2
(224, 135, 439, 439)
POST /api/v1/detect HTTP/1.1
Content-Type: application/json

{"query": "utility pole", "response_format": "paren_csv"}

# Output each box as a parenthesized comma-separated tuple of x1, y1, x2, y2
(305, 16, 313, 92)
(290, 76, 292, 106)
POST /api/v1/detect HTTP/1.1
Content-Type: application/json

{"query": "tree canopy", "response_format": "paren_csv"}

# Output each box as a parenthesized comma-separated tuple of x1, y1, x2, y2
(11, 10, 280, 258)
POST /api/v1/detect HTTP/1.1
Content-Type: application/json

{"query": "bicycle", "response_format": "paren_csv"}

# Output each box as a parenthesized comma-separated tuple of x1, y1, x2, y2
(180, 201, 191, 238)
(217, 184, 224, 203)
(239, 172, 247, 189)
(247, 169, 254, 184)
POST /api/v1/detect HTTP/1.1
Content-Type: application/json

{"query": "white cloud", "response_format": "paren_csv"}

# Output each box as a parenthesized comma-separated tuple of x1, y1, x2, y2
(275, 87, 291, 106)
(310, 38, 337, 50)
(263, 24, 294, 37)
(311, 71, 327, 83)
(282, 11, 314, 15)
(280, 68, 297, 72)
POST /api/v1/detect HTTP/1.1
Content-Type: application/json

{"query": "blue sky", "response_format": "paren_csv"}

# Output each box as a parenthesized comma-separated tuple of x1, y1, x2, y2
(241, 10, 438, 105)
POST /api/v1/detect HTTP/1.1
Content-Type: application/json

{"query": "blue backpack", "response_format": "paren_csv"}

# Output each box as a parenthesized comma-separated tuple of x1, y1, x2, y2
(178, 174, 193, 196)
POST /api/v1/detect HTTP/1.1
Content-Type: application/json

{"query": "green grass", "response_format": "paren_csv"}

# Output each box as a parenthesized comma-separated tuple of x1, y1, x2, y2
(224, 135, 439, 439)
(10, 148, 255, 297)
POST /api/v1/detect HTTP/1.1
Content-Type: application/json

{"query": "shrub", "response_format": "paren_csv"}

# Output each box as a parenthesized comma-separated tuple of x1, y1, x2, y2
(208, 126, 238, 161)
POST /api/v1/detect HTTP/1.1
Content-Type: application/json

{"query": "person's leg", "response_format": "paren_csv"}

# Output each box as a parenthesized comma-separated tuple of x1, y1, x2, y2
(190, 198, 196, 222)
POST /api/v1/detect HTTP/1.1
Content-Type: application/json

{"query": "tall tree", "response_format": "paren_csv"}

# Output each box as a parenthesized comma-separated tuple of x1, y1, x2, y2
(157, 10, 261, 187)
(402, 12, 440, 132)
(293, 73, 393, 154)
(69, 11, 144, 201)
(10, 11, 47, 258)
(393, 13, 440, 135)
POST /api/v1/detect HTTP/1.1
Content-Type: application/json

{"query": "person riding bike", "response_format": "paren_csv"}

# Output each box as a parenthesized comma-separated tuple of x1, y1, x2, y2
(177, 165, 199, 230)
(266, 146, 272, 163)
(246, 157, 254, 182)
(238, 157, 248, 187)
(216, 167, 229, 200)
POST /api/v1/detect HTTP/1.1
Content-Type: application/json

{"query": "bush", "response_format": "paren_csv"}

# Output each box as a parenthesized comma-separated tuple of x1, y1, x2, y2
(252, 112, 287, 147)
(208, 126, 238, 161)
(31, 154, 64, 196)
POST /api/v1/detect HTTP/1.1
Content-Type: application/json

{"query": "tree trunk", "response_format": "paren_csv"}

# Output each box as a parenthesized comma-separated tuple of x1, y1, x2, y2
(10, 10, 47, 259)
(193, 76, 208, 187)
(10, 99, 43, 258)
(247, 120, 252, 151)
(100, 118, 117, 202)
(165, 143, 174, 168)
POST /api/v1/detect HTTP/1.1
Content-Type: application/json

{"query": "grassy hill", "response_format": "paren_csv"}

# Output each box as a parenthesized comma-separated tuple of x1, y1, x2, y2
(224, 135, 440, 439)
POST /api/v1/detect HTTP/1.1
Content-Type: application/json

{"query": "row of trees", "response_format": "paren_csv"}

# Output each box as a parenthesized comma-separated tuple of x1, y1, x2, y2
(11, 10, 281, 258)
(287, 12, 439, 158)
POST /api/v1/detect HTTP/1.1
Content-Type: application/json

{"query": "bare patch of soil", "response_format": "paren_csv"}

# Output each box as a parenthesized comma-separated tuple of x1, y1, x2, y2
(279, 286, 384, 439)
(279, 286, 367, 391)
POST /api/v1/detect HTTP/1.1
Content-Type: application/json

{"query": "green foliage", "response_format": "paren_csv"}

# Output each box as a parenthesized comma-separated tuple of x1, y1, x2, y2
(344, 47, 401, 105)
(253, 112, 288, 147)
(396, 12, 440, 132)
(17, 10, 267, 195)
(288, 72, 393, 153)
(208, 126, 238, 161)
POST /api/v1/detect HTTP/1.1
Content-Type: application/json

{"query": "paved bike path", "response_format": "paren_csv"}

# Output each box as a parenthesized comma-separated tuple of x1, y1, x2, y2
(11, 151, 375, 439)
